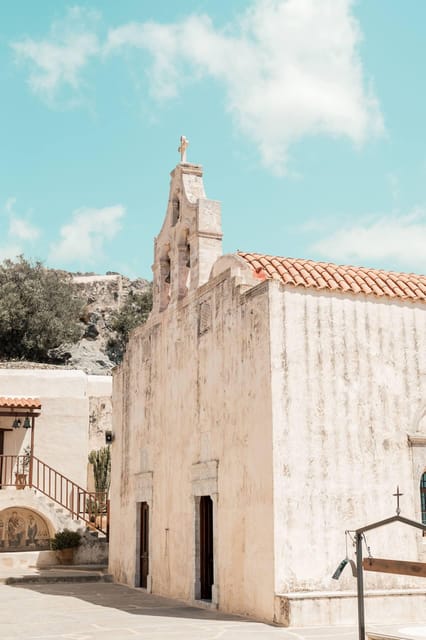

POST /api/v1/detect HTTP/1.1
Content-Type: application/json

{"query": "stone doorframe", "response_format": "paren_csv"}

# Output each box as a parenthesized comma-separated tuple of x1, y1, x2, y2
(134, 471, 153, 591)
(191, 460, 219, 607)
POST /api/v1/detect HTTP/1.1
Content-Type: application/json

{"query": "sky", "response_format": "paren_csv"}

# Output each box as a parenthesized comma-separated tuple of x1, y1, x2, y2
(1, 0, 426, 279)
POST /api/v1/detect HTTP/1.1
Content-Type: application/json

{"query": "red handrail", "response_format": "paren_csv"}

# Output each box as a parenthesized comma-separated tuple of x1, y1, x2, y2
(0, 454, 108, 537)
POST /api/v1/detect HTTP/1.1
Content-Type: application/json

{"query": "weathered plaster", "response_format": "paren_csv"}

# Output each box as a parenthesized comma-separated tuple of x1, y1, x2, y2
(270, 284, 426, 599)
(110, 269, 275, 621)
(110, 161, 426, 626)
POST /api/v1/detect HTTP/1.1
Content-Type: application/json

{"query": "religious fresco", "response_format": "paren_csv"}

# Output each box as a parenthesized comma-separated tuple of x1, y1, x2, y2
(0, 508, 52, 551)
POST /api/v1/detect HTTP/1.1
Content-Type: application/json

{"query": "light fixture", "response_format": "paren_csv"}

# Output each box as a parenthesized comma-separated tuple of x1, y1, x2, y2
(12, 418, 22, 429)
(332, 557, 357, 580)
(23, 417, 31, 429)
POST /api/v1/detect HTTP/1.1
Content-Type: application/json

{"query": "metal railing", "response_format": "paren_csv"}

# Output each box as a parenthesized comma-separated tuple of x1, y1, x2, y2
(0, 454, 109, 537)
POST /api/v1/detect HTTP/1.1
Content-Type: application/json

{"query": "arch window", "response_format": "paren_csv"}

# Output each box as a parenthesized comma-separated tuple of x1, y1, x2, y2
(421, 472, 426, 525)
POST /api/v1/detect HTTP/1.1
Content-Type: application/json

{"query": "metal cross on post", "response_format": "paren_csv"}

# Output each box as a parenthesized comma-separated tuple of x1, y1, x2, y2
(393, 485, 403, 515)
(178, 135, 189, 163)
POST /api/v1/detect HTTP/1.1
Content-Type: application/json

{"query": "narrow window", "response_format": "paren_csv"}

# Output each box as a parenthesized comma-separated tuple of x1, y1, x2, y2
(172, 198, 180, 226)
(421, 472, 426, 525)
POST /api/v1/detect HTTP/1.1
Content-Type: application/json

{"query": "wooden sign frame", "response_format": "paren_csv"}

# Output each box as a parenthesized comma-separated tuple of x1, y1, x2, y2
(363, 557, 426, 578)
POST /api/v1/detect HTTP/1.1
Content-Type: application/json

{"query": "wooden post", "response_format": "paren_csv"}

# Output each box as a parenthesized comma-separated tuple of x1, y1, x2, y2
(29, 415, 35, 487)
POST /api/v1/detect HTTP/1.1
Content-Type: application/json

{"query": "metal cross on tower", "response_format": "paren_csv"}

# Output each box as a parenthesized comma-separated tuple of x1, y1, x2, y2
(393, 485, 403, 515)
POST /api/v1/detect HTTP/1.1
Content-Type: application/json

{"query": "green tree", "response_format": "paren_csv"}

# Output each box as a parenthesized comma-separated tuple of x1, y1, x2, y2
(0, 256, 83, 361)
(107, 285, 153, 363)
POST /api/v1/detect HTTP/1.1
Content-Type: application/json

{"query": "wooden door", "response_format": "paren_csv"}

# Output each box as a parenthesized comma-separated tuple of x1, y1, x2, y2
(139, 502, 149, 588)
(200, 495, 214, 600)
(0, 431, 4, 488)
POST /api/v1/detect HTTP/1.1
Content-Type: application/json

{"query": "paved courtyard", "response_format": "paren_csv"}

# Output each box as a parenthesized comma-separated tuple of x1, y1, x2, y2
(0, 581, 356, 640)
(0, 580, 425, 640)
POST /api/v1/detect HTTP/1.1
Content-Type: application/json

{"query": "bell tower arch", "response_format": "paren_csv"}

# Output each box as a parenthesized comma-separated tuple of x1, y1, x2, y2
(152, 145, 222, 314)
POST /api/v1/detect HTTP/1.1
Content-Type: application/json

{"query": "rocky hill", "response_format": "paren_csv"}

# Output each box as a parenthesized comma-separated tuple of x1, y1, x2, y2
(47, 273, 151, 375)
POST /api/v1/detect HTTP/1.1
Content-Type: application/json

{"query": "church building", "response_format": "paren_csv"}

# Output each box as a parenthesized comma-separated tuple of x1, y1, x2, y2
(109, 152, 426, 626)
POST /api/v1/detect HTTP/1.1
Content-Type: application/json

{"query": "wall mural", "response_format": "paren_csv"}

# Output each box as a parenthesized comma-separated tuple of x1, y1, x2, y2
(0, 508, 52, 551)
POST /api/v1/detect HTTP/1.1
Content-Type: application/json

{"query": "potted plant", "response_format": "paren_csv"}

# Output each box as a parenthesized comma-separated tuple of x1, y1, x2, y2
(88, 446, 111, 524)
(50, 529, 81, 565)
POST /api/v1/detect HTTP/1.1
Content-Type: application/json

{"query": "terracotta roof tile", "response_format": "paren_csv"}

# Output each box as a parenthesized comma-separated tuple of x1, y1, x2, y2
(238, 252, 426, 303)
(0, 397, 41, 410)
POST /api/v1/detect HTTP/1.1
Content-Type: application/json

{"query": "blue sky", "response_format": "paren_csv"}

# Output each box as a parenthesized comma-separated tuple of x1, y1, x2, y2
(1, 0, 425, 279)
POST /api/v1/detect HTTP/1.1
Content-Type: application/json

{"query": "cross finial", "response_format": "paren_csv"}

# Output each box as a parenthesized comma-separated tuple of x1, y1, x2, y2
(393, 486, 403, 515)
(178, 135, 189, 163)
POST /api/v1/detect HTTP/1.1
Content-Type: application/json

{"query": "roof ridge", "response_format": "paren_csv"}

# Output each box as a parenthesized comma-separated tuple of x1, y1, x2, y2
(237, 251, 426, 303)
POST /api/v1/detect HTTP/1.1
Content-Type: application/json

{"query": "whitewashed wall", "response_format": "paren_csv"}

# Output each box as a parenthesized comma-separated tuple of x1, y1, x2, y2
(269, 283, 426, 596)
(110, 271, 276, 621)
(0, 369, 112, 488)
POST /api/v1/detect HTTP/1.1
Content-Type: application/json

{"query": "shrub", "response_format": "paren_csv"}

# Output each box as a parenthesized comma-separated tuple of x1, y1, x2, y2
(50, 529, 82, 550)
(107, 285, 152, 363)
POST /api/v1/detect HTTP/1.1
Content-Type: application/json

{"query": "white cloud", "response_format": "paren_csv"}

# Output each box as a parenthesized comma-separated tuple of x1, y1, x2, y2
(2, 196, 41, 243)
(9, 217, 40, 241)
(49, 204, 125, 265)
(310, 210, 426, 273)
(105, 0, 384, 172)
(11, 7, 100, 104)
(12, 1, 383, 171)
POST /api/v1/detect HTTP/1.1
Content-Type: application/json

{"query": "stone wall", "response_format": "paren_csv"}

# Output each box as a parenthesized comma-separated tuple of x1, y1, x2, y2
(110, 270, 276, 621)
(269, 283, 426, 600)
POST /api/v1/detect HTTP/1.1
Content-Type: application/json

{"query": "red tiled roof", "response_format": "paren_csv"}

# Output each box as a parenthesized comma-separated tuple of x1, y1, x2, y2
(0, 397, 41, 410)
(238, 252, 426, 303)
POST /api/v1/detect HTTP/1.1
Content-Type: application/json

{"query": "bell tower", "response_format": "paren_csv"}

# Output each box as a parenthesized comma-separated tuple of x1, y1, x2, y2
(152, 138, 223, 314)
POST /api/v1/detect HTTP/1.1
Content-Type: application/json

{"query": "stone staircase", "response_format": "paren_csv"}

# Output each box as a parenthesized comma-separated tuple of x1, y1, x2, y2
(0, 487, 84, 534)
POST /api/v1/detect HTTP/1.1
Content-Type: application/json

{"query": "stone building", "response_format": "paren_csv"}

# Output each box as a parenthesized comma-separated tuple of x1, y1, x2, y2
(109, 158, 426, 626)
(0, 367, 112, 559)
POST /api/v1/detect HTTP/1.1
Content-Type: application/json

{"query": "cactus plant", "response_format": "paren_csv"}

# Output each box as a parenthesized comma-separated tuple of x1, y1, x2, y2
(88, 446, 111, 511)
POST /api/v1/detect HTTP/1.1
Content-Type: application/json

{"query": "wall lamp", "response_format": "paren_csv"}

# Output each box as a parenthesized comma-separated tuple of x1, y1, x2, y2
(332, 557, 357, 580)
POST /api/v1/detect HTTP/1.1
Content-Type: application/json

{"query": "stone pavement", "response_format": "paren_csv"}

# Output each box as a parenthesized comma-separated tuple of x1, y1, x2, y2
(0, 578, 425, 640)
(0, 567, 423, 640)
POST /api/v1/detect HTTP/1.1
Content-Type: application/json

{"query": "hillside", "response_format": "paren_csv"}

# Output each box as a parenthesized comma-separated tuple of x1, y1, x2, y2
(46, 273, 151, 375)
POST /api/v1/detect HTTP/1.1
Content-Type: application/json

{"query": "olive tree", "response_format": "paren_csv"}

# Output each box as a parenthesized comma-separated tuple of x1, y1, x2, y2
(0, 256, 83, 361)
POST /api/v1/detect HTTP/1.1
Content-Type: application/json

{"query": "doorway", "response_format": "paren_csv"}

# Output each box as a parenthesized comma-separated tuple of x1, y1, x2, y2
(0, 431, 4, 488)
(139, 502, 149, 588)
(199, 495, 214, 600)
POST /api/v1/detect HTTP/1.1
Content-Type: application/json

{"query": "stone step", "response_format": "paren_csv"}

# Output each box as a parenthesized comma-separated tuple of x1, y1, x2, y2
(1, 564, 112, 585)
(4, 572, 113, 585)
